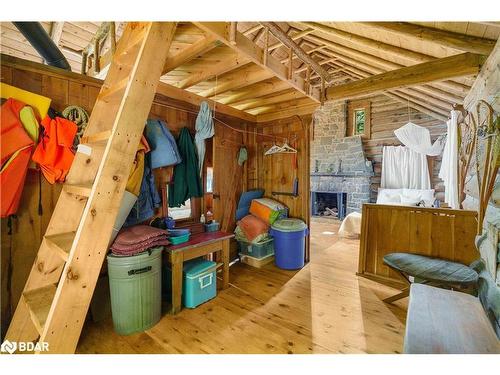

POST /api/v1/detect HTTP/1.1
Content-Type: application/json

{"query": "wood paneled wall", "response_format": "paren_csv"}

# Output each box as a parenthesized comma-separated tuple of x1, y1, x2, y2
(246, 115, 312, 260)
(358, 203, 479, 287)
(0, 59, 249, 337)
(361, 95, 447, 202)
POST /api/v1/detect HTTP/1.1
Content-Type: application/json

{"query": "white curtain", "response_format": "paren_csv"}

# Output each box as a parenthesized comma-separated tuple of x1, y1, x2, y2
(394, 121, 445, 156)
(439, 110, 460, 209)
(381, 146, 431, 189)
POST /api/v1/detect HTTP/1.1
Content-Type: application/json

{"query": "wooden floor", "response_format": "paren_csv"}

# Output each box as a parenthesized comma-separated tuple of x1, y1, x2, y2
(76, 218, 408, 354)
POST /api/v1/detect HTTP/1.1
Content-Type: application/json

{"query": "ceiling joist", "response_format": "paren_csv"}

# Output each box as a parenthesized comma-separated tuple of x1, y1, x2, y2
(360, 22, 496, 55)
(261, 22, 332, 84)
(326, 52, 485, 102)
(162, 34, 218, 74)
(193, 22, 321, 102)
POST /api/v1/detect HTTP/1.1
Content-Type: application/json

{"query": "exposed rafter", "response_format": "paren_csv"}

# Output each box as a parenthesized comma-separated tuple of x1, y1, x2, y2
(49, 22, 65, 46)
(233, 89, 307, 110)
(198, 64, 274, 98)
(175, 53, 250, 89)
(261, 22, 332, 84)
(298, 29, 472, 96)
(326, 52, 484, 102)
(162, 34, 218, 74)
(217, 78, 291, 105)
(193, 22, 320, 102)
(359, 22, 496, 55)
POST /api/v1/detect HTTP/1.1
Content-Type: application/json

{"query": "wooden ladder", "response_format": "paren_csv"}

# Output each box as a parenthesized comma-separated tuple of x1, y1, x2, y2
(5, 22, 177, 354)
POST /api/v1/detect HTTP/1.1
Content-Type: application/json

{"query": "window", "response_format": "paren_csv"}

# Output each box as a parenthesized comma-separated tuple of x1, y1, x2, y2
(354, 109, 365, 135)
(206, 167, 213, 193)
(347, 101, 371, 139)
(168, 199, 192, 220)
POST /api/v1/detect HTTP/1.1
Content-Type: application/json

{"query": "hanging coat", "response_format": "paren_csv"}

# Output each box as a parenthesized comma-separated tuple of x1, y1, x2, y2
(144, 119, 182, 169)
(169, 127, 203, 207)
(194, 101, 214, 176)
(124, 151, 161, 227)
(0, 98, 34, 217)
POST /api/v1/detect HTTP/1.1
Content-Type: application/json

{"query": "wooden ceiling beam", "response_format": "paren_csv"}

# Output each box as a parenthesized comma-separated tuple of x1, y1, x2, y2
(334, 62, 453, 118)
(198, 64, 274, 98)
(243, 24, 264, 36)
(326, 53, 484, 102)
(193, 22, 321, 102)
(248, 97, 314, 115)
(175, 53, 251, 89)
(301, 32, 472, 96)
(301, 21, 433, 65)
(360, 22, 496, 55)
(341, 68, 449, 120)
(233, 89, 307, 110)
(268, 27, 315, 52)
(314, 46, 465, 104)
(49, 22, 65, 46)
(217, 78, 291, 105)
(261, 22, 332, 84)
(162, 34, 218, 74)
(255, 102, 320, 122)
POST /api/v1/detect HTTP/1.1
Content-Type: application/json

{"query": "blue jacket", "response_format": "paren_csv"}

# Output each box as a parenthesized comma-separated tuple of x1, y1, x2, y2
(124, 152, 161, 227)
(144, 119, 182, 169)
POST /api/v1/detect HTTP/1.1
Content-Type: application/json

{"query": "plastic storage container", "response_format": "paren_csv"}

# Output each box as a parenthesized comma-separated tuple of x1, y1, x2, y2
(163, 257, 217, 308)
(269, 218, 309, 270)
(169, 233, 190, 245)
(239, 252, 274, 268)
(107, 247, 162, 335)
(237, 237, 274, 258)
(204, 221, 220, 232)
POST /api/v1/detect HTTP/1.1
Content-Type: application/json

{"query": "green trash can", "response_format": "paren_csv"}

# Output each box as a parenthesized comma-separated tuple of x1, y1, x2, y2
(107, 247, 163, 335)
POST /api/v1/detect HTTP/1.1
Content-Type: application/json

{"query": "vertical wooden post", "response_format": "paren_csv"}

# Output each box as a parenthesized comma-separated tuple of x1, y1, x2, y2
(94, 39, 100, 73)
(306, 65, 311, 96)
(229, 22, 237, 45)
(288, 47, 293, 80)
(320, 77, 325, 106)
(110, 22, 116, 53)
(263, 27, 269, 66)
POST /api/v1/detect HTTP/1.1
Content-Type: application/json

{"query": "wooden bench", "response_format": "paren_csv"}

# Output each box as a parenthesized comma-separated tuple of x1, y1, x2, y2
(404, 284, 500, 354)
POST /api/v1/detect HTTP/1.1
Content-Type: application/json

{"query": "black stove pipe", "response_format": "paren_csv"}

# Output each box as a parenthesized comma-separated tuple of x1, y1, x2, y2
(13, 22, 71, 71)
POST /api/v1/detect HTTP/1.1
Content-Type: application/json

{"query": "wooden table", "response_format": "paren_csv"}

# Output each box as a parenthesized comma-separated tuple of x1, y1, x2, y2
(163, 231, 234, 314)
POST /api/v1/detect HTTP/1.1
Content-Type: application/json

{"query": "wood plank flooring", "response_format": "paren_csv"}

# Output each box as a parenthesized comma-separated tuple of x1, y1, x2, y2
(76, 218, 407, 354)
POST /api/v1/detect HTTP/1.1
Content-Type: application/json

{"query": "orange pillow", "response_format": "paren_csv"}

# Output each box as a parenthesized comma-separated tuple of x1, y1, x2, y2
(237, 214, 269, 242)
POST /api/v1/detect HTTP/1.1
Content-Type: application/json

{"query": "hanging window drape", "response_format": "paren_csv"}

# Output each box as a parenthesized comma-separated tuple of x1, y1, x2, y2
(381, 146, 431, 189)
(439, 110, 460, 209)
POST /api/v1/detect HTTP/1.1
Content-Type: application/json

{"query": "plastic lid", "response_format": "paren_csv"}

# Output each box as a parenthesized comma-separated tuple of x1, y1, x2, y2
(271, 218, 307, 232)
(183, 258, 216, 277)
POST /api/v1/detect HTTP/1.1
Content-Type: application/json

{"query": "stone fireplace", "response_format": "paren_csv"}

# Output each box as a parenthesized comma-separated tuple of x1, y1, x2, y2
(311, 101, 373, 215)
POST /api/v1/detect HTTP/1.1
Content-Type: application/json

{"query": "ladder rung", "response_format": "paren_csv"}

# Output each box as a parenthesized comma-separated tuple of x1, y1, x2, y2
(63, 183, 93, 197)
(80, 130, 111, 145)
(23, 285, 57, 336)
(44, 232, 76, 261)
(98, 76, 130, 101)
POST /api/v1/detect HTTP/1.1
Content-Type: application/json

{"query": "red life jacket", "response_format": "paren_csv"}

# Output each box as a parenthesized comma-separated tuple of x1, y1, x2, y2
(1, 98, 34, 217)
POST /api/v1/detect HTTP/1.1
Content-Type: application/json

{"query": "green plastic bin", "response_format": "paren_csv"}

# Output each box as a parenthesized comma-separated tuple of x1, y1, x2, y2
(107, 247, 163, 335)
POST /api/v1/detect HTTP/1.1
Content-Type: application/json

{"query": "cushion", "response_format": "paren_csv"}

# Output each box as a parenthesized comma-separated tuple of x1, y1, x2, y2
(235, 189, 264, 221)
(237, 214, 269, 242)
(377, 188, 403, 204)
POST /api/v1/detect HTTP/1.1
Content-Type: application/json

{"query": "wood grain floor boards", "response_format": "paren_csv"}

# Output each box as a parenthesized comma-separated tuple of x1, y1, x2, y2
(76, 219, 407, 353)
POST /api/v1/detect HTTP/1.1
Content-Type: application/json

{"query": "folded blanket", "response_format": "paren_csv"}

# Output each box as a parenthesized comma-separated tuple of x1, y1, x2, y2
(111, 239, 170, 256)
(237, 214, 269, 242)
(113, 225, 167, 246)
(111, 235, 168, 252)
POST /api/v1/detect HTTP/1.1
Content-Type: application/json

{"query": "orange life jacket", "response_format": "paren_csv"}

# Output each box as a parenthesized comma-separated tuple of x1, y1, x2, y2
(32, 115, 77, 184)
(1, 98, 34, 218)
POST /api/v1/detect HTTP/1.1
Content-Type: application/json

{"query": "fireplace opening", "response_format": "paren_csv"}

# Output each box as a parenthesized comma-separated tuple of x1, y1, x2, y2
(310, 192, 347, 220)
